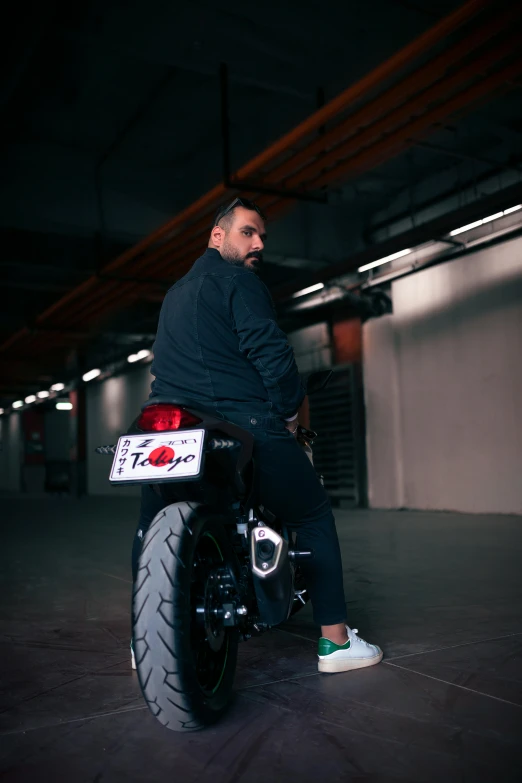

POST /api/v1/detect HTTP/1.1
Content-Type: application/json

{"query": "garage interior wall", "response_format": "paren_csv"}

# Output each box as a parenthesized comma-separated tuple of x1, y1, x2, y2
(87, 365, 154, 496)
(363, 234, 522, 514)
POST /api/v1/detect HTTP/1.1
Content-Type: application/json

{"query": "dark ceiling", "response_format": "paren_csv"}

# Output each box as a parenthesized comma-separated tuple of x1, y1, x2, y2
(1, 0, 522, 406)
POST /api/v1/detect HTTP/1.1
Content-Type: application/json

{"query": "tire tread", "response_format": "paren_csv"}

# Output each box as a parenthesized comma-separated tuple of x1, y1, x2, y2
(133, 501, 238, 731)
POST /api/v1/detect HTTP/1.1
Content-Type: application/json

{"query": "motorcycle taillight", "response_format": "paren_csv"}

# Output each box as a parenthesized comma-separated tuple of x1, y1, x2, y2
(137, 404, 202, 432)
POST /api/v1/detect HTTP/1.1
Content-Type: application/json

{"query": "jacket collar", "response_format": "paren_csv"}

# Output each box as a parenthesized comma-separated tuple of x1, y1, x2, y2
(198, 248, 225, 267)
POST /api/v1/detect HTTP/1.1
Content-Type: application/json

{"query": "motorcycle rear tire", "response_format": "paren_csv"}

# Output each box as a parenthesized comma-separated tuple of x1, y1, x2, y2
(132, 502, 239, 731)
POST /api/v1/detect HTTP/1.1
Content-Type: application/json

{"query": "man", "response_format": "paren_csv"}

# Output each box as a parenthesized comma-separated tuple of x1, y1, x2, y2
(134, 197, 382, 673)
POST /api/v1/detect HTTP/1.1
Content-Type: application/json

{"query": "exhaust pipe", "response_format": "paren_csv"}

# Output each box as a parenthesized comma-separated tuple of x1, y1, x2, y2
(250, 526, 293, 625)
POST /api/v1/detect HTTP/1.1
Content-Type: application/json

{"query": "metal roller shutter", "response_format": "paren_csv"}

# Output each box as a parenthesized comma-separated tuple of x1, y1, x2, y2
(309, 366, 366, 508)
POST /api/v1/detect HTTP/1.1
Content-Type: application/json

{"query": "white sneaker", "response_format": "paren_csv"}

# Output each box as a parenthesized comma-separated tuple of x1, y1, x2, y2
(131, 642, 136, 670)
(318, 626, 383, 673)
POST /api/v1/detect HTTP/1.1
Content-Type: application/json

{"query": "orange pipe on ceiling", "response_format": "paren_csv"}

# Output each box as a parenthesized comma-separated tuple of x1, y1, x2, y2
(0, 0, 498, 358)
(283, 33, 522, 190)
(310, 57, 522, 190)
(258, 4, 520, 188)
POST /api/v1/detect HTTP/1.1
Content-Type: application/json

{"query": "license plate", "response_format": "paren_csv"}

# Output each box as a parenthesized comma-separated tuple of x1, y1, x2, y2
(109, 430, 205, 484)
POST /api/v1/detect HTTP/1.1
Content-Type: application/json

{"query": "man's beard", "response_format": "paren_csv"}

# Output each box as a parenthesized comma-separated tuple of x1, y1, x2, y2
(221, 241, 262, 270)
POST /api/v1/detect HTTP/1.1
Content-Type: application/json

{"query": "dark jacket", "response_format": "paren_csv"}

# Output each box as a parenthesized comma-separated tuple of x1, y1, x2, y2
(150, 248, 305, 419)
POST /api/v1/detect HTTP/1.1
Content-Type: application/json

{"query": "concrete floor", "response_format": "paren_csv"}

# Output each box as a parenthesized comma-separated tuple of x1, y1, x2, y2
(1, 495, 521, 782)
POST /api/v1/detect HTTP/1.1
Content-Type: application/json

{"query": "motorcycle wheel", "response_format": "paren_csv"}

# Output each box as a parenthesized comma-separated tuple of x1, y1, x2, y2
(132, 502, 239, 731)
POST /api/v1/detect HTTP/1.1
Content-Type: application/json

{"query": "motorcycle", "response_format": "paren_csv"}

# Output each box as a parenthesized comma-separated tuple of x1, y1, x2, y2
(96, 370, 332, 731)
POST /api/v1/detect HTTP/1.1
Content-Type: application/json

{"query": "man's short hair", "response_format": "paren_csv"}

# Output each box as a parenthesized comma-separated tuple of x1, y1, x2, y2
(213, 197, 266, 232)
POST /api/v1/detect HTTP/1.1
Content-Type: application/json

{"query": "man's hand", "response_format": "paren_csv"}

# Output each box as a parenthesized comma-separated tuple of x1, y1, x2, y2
(285, 394, 309, 437)
(285, 419, 299, 437)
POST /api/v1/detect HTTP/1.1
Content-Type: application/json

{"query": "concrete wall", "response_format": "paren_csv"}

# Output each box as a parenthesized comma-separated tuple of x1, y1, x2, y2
(363, 234, 522, 514)
(87, 365, 154, 496)
(0, 413, 22, 494)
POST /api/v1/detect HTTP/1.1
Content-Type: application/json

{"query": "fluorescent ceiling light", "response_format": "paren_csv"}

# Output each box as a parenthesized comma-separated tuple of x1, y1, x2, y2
(0, 408, 4, 415)
(481, 211, 503, 224)
(12, 400, 23, 409)
(450, 219, 483, 236)
(358, 248, 412, 274)
(25, 395, 37, 404)
(292, 283, 324, 299)
(82, 368, 101, 382)
(37, 391, 50, 399)
(128, 349, 151, 363)
(450, 205, 522, 236)
(51, 383, 65, 392)
(56, 401, 73, 411)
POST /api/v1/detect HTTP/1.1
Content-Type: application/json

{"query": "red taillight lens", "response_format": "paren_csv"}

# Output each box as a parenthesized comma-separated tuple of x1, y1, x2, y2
(137, 404, 202, 432)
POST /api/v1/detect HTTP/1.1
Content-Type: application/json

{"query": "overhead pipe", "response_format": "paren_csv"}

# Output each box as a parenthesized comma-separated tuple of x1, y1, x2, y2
(38, 5, 497, 266)
(259, 4, 519, 187)
(283, 31, 522, 190)
(19, 183, 228, 332)
(219, 63, 327, 203)
(97, 7, 509, 285)
(310, 57, 522, 190)
(110, 0, 491, 267)
(62, 36, 519, 331)
(131, 193, 295, 285)
(103, 0, 492, 280)
(42, 48, 521, 332)
(108, 180, 288, 283)
(228, 0, 492, 182)
(45, 190, 286, 329)
(50, 279, 138, 330)
(0, 0, 497, 353)
(122, 36, 519, 283)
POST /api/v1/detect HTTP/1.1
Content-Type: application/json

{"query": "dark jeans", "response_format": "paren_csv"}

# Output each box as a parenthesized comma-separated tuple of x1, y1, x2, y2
(132, 413, 347, 626)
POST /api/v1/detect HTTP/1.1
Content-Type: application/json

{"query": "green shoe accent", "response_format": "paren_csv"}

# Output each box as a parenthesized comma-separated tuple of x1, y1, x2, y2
(318, 636, 351, 656)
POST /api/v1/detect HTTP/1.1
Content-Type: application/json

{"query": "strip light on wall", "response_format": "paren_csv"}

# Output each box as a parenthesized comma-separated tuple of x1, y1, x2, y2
(82, 369, 101, 382)
(128, 349, 151, 363)
(5, 347, 154, 416)
(356, 204, 522, 277)
(449, 204, 522, 236)
(358, 248, 412, 274)
(292, 283, 325, 298)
